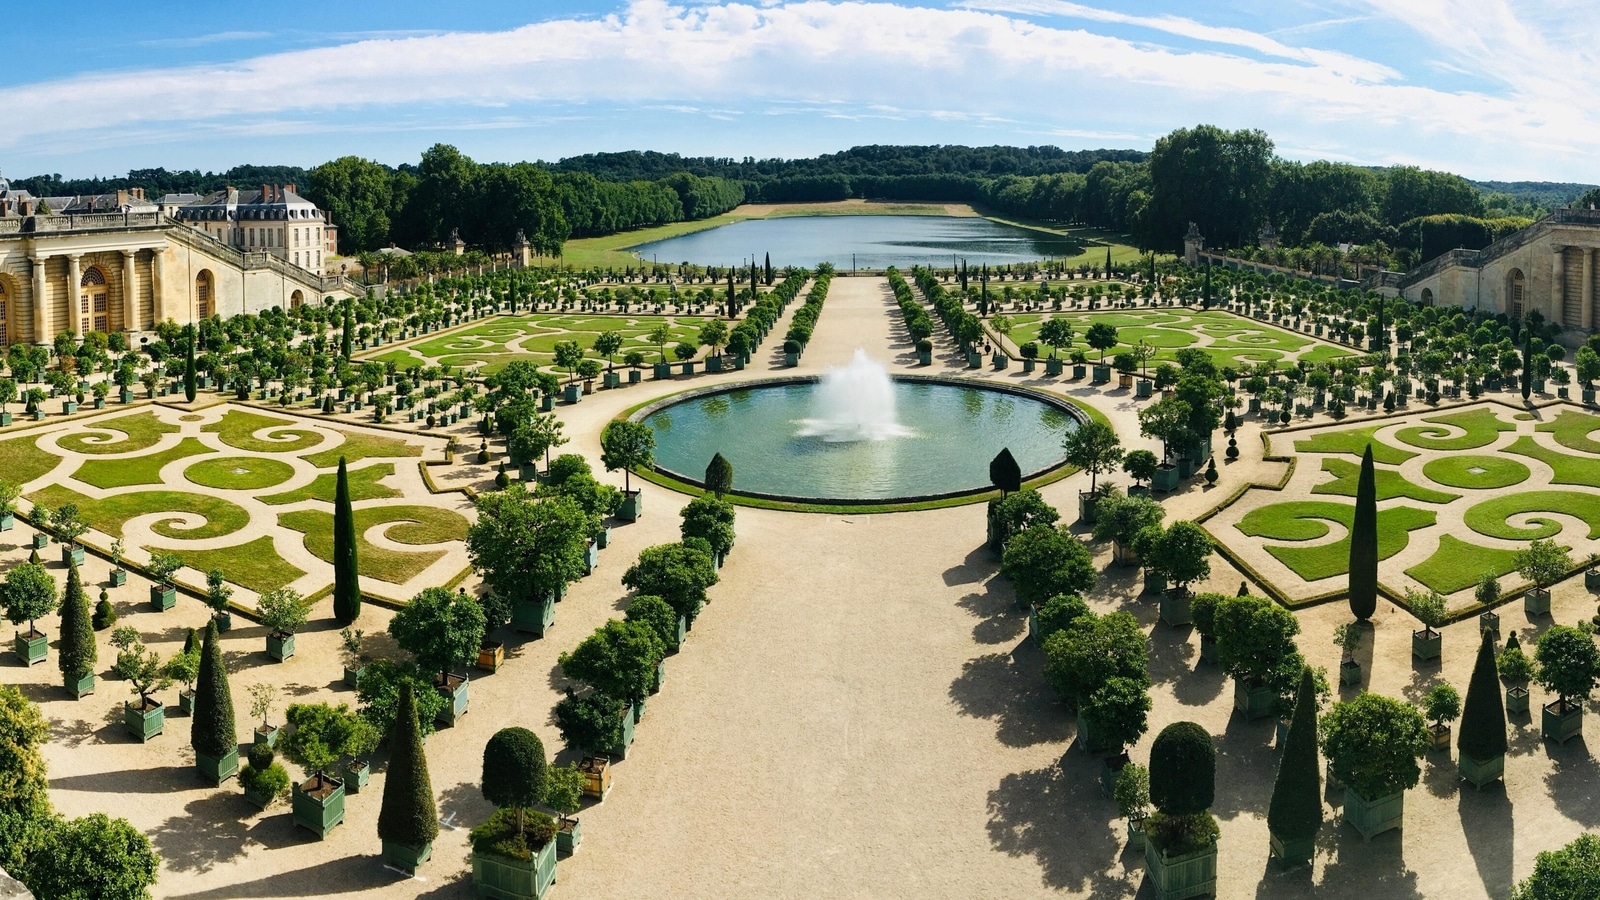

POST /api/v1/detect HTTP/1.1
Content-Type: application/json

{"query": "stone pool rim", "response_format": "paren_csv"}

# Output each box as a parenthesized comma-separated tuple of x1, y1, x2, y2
(626, 374, 1087, 507)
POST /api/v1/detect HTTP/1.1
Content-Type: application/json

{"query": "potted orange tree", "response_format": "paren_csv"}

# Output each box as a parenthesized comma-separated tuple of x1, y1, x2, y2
(1535, 625, 1600, 744)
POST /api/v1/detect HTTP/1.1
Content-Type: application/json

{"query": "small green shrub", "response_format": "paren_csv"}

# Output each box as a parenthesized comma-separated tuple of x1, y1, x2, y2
(470, 806, 557, 861)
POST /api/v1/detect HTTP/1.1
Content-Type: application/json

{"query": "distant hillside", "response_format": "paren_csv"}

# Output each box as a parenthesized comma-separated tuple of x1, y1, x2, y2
(1472, 180, 1596, 210)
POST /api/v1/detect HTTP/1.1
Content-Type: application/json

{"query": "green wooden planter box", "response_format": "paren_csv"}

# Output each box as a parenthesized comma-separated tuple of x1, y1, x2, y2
(1072, 364, 1086, 380)
(1270, 829, 1315, 867)
(266, 632, 295, 662)
(1159, 590, 1192, 627)
(651, 658, 666, 694)
(1199, 636, 1219, 664)
(243, 786, 276, 811)
(706, 356, 724, 373)
(1127, 818, 1146, 851)
(584, 540, 599, 574)
(437, 676, 470, 727)
(1543, 700, 1583, 744)
(1459, 753, 1505, 790)
(32, 532, 49, 549)
(1045, 358, 1063, 376)
(1340, 660, 1362, 687)
(384, 840, 432, 875)
(1152, 465, 1180, 493)
(1092, 364, 1111, 384)
(255, 724, 280, 748)
(562, 383, 582, 404)
(14, 630, 46, 666)
(617, 490, 642, 522)
(345, 760, 371, 793)
(61, 545, 84, 567)
(343, 664, 365, 689)
(1525, 587, 1551, 616)
(628, 369, 643, 384)
(1506, 686, 1530, 715)
(1587, 569, 1600, 591)
(595, 526, 611, 550)
(966, 351, 982, 369)
(178, 690, 196, 715)
(556, 818, 581, 856)
(1480, 611, 1500, 635)
(1075, 712, 1116, 755)
(197, 748, 240, 785)
(604, 705, 636, 759)
(0, 513, 10, 532)
(292, 778, 346, 839)
(110, 568, 127, 587)
(671, 615, 686, 653)
(1233, 679, 1276, 720)
(679, 361, 697, 376)
(511, 595, 555, 637)
(68, 672, 95, 699)
(991, 353, 1008, 370)
(150, 586, 176, 611)
(1144, 841, 1217, 900)
(1343, 788, 1404, 841)
(473, 840, 557, 900)
(125, 701, 164, 742)
(1412, 629, 1442, 662)
(917, 349, 933, 366)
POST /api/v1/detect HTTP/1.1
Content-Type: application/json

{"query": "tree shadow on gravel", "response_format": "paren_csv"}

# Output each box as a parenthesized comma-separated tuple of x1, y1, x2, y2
(1544, 737, 1600, 828)
(942, 544, 996, 587)
(1460, 784, 1514, 900)
(1312, 828, 1425, 900)
(1421, 752, 1458, 799)
(51, 764, 193, 794)
(948, 649, 1071, 748)
(165, 854, 398, 899)
(149, 791, 254, 873)
(986, 752, 1133, 895)
(437, 779, 491, 833)
(1211, 712, 1275, 821)
(956, 580, 1024, 646)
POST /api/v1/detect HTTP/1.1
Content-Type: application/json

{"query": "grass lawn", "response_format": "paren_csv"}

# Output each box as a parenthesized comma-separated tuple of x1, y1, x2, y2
(28, 484, 251, 541)
(1537, 409, 1600, 455)
(57, 411, 177, 455)
(1404, 534, 1524, 595)
(1292, 425, 1417, 465)
(373, 314, 710, 376)
(1421, 455, 1531, 490)
(302, 431, 421, 468)
(1006, 308, 1345, 372)
(260, 463, 400, 506)
(1236, 500, 1435, 581)
(202, 409, 323, 453)
(1503, 436, 1600, 486)
(72, 437, 211, 489)
(183, 456, 297, 491)
(1312, 458, 1456, 504)
(147, 535, 304, 594)
(0, 434, 64, 486)
(278, 504, 468, 585)
(1393, 408, 1515, 451)
(1462, 491, 1600, 541)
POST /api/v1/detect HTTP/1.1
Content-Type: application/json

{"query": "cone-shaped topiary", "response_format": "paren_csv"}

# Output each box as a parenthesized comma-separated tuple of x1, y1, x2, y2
(704, 452, 734, 498)
(1267, 667, 1322, 843)
(183, 330, 197, 403)
(1459, 630, 1508, 762)
(377, 683, 438, 850)
(481, 727, 548, 832)
(332, 457, 361, 625)
(989, 448, 1022, 495)
(57, 562, 96, 691)
(1151, 721, 1214, 816)
(1347, 445, 1378, 621)
(191, 620, 236, 759)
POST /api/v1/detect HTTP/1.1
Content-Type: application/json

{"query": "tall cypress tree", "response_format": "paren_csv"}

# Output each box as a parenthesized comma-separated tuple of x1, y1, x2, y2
(1458, 630, 1508, 765)
(1267, 667, 1321, 852)
(378, 684, 438, 855)
(332, 457, 361, 625)
(1104, 246, 1113, 277)
(191, 620, 236, 763)
(341, 303, 354, 360)
(1348, 445, 1378, 621)
(1521, 333, 1533, 401)
(182, 330, 197, 403)
(763, 252, 773, 285)
(57, 561, 95, 695)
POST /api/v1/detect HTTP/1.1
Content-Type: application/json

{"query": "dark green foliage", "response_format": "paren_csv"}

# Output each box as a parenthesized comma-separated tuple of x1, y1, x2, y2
(679, 495, 736, 558)
(24, 812, 160, 900)
(987, 489, 1059, 549)
(1534, 625, 1600, 707)
(989, 448, 1022, 494)
(468, 488, 592, 607)
(356, 659, 447, 738)
(389, 586, 486, 682)
(0, 684, 54, 881)
(1190, 592, 1223, 640)
(702, 453, 735, 499)
(599, 420, 656, 493)
(1348, 444, 1378, 621)
(93, 594, 116, 631)
(1042, 610, 1148, 708)
(559, 620, 666, 706)
(1321, 693, 1430, 799)
(239, 756, 289, 803)
(1267, 668, 1322, 842)
(481, 727, 547, 820)
(1034, 594, 1091, 645)
(1214, 594, 1300, 685)
(57, 563, 95, 686)
(1000, 525, 1097, 607)
(183, 331, 197, 403)
(377, 685, 438, 850)
(1513, 833, 1600, 900)
(1459, 630, 1508, 761)
(622, 542, 718, 622)
(332, 457, 361, 625)
(1, 562, 57, 632)
(191, 620, 236, 760)
(553, 690, 627, 754)
(1522, 334, 1533, 401)
(1082, 676, 1151, 752)
(1150, 721, 1215, 816)
(470, 806, 558, 862)
(624, 595, 679, 649)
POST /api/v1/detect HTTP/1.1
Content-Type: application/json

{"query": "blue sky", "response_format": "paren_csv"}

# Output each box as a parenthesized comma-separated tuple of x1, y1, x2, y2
(5, 1, 1597, 182)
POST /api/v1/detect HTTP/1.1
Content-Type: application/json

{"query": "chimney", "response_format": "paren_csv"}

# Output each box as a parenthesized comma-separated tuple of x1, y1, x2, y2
(284, 183, 296, 196)
(131, 187, 145, 201)
(20, 198, 34, 217)
(116, 189, 129, 207)
(261, 184, 271, 203)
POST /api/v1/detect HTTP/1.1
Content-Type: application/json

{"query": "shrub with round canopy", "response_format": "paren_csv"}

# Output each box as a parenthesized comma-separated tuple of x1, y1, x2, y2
(1319, 692, 1429, 800)
(1001, 525, 1097, 607)
(1042, 610, 1148, 708)
(1535, 625, 1600, 711)
(622, 542, 718, 623)
(481, 727, 547, 831)
(1214, 594, 1300, 686)
(389, 586, 486, 685)
(1, 562, 57, 635)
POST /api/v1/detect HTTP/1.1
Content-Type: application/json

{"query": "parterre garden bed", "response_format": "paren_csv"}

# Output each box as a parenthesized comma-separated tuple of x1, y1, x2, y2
(1006, 308, 1356, 370)
(363, 312, 713, 376)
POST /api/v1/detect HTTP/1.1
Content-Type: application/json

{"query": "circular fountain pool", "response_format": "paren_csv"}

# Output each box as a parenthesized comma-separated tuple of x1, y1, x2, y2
(635, 364, 1081, 504)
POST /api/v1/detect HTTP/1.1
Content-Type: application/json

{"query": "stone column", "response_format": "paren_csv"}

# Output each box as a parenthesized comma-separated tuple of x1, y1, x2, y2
(66, 254, 81, 336)
(1553, 248, 1565, 323)
(30, 254, 48, 344)
(1585, 248, 1596, 333)
(150, 248, 164, 326)
(121, 249, 138, 335)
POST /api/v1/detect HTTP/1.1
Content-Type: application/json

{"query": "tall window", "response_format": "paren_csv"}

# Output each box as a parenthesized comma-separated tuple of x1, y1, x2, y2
(196, 270, 213, 319)
(0, 281, 8, 346)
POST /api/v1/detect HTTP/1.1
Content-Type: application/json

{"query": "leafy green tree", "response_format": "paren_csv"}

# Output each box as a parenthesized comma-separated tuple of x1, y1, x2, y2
(356, 659, 447, 739)
(1320, 692, 1429, 800)
(57, 562, 95, 692)
(467, 488, 591, 606)
(559, 620, 665, 708)
(1516, 539, 1572, 591)
(1090, 492, 1164, 547)
(989, 448, 1022, 494)
(1042, 610, 1147, 708)
(1152, 521, 1213, 593)
(598, 420, 655, 493)
(704, 452, 734, 497)
(481, 726, 547, 833)
(622, 542, 719, 623)
(553, 340, 585, 383)
(191, 620, 236, 762)
(282, 702, 366, 791)
(624, 595, 679, 649)
(988, 489, 1059, 548)
(1348, 445, 1378, 621)
(680, 495, 736, 558)
(1061, 421, 1123, 495)
(389, 587, 486, 686)
(1267, 668, 1322, 850)
(332, 458, 361, 625)
(1085, 322, 1119, 361)
(25, 813, 160, 900)
(1034, 594, 1092, 645)
(1214, 594, 1300, 686)
(1081, 675, 1150, 754)
(1513, 833, 1600, 900)
(1037, 318, 1073, 358)
(592, 331, 624, 370)
(1137, 397, 1191, 462)
(377, 685, 438, 856)
(2, 562, 57, 638)
(1458, 631, 1508, 764)
(1146, 721, 1218, 854)
(0, 684, 54, 879)
(1001, 525, 1097, 607)
(1535, 625, 1600, 713)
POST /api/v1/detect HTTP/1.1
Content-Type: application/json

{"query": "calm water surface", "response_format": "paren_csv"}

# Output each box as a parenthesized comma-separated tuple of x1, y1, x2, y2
(631, 215, 1077, 270)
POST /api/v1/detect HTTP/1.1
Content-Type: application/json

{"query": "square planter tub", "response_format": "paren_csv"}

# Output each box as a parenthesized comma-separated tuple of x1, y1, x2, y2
(1143, 841, 1217, 900)
(472, 839, 557, 900)
(197, 748, 240, 785)
(1342, 788, 1404, 841)
(125, 700, 165, 742)
(1543, 700, 1583, 744)
(14, 629, 46, 666)
(292, 777, 346, 839)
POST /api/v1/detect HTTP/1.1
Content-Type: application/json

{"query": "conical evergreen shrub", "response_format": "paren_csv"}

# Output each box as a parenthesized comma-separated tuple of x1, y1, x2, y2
(191, 620, 236, 759)
(378, 683, 438, 851)
(1267, 667, 1321, 843)
(183, 332, 197, 403)
(1348, 445, 1378, 621)
(1459, 630, 1508, 762)
(332, 457, 361, 625)
(57, 562, 95, 691)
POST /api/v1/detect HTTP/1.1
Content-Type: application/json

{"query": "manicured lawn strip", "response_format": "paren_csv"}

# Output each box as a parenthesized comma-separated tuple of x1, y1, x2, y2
(183, 456, 297, 491)
(202, 409, 323, 453)
(0, 434, 64, 486)
(1293, 425, 1417, 465)
(1536, 409, 1600, 455)
(1405, 535, 1523, 595)
(1462, 491, 1600, 541)
(260, 463, 399, 506)
(278, 505, 466, 585)
(1392, 408, 1514, 451)
(147, 536, 304, 594)
(56, 411, 178, 455)
(1312, 458, 1457, 504)
(1236, 500, 1436, 581)
(1503, 436, 1600, 486)
(72, 437, 212, 489)
(302, 431, 422, 467)
(1297, 345, 1357, 365)
(1421, 455, 1531, 490)
(27, 484, 251, 541)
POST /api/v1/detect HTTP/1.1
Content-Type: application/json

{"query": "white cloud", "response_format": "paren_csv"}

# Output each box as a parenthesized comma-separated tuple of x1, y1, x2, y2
(2, 0, 1597, 180)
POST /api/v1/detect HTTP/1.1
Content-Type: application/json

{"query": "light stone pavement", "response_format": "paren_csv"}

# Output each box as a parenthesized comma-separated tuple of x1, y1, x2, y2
(11, 276, 1600, 899)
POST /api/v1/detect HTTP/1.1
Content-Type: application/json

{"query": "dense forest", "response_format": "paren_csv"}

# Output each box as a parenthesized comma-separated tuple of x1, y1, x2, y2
(11, 132, 1596, 268)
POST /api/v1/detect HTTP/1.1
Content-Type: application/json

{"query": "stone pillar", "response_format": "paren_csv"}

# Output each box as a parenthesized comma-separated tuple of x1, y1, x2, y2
(66, 254, 81, 336)
(30, 254, 47, 344)
(1553, 248, 1565, 324)
(121, 249, 138, 335)
(1585, 248, 1596, 332)
(150, 248, 164, 326)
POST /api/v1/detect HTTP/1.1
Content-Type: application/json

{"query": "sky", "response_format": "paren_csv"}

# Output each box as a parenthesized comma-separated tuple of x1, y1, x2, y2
(4, 0, 1598, 183)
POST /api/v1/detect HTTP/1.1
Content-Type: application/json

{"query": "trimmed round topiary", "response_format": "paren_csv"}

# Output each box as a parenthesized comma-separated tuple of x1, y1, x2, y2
(481, 727, 548, 819)
(1150, 721, 1215, 817)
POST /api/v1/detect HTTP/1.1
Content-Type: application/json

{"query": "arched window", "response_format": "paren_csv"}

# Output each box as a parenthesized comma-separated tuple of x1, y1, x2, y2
(80, 267, 108, 333)
(1420, 288, 1434, 307)
(196, 270, 213, 319)
(1508, 269, 1526, 319)
(290, 290, 304, 309)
